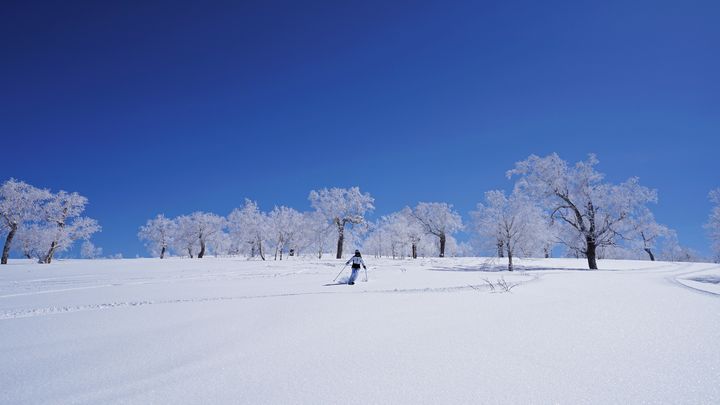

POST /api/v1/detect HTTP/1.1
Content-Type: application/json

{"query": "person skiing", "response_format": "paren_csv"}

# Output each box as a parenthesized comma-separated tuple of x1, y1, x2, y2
(345, 249, 367, 285)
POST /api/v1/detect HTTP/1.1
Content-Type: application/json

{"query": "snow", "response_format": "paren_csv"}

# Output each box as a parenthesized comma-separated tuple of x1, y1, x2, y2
(1, 257, 719, 404)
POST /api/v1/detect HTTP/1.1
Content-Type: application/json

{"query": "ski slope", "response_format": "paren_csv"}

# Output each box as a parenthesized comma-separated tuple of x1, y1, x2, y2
(1, 257, 719, 404)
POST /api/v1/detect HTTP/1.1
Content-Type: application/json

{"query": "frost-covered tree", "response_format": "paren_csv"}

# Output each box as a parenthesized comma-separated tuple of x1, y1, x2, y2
(172, 215, 199, 258)
(227, 199, 268, 259)
(309, 187, 374, 259)
(80, 240, 103, 259)
(39, 191, 100, 263)
(182, 212, 225, 259)
(626, 209, 670, 261)
(14, 223, 54, 261)
(376, 213, 407, 259)
(705, 189, 720, 262)
(508, 153, 657, 270)
(411, 202, 463, 257)
(0, 179, 52, 264)
(301, 211, 334, 259)
(659, 230, 703, 262)
(206, 230, 233, 257)
(365, 207, 425, 259)
(362, 220, 385, 258)
(267, 206, 303, 260)
(471, 190, 548, 271)
(398, 207, 423, 259)
(138, 214, 176, 258)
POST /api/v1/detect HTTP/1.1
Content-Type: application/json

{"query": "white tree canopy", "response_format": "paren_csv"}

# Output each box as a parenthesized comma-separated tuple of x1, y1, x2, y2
(38, 190, 100, 263)
(227, 199, 268, 259)
(309, 187, 374, 258)
(471, 190, 549, 270)
(411, 202, 463, 257)
(138, 214, 176, 258)
(0, 179, 52, 264)
(508, 153, 657, 269)
(267, 205, 303, 260)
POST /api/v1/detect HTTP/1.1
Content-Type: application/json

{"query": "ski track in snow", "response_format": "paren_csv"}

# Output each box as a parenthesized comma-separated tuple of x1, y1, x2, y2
(0, 283, 517, 320)
(668, 264, 720, 297)
(1, 259, 716, 321)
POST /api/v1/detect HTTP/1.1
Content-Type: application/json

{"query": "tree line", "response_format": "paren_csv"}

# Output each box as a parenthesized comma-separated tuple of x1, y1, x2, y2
(3, 153, 719, 268)
(135, 154, 719, 269)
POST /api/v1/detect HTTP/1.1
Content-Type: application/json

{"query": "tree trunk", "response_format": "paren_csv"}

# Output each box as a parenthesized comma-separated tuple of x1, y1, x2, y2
(544, 246, 550, 259)
(160, 246, 166, 259)
(198, 238, 206, 258)
(586, 237, 598, 269)
(258, 238, 265, 260)
(250, 243, 256, 258)
(43, 241, 58, 264)
(188, 248, 194, 258)
(497, 239, 504, 258)
(412, 243, 417, 259)
(439, 233, 446, 258)
(336, 223, 344, 259)
(508, 250, 513, 271)
(644, 248, 655, 261)
(1, 223, 17, 264)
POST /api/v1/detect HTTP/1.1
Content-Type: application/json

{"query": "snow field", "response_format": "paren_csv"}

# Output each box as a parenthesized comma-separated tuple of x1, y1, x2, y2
(1, 257, 719, 404)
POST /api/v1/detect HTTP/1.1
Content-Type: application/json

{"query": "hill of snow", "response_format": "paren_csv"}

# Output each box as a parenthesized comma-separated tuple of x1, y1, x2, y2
(1, 257, 719, 404)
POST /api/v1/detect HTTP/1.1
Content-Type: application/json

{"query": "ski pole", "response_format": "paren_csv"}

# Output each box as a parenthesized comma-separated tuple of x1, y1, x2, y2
(333, 264, 348, 282)
(363, 266, 368, 282)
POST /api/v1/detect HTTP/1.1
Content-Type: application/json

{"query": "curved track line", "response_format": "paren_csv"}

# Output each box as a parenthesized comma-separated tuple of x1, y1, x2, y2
(0, 276, 537, 320)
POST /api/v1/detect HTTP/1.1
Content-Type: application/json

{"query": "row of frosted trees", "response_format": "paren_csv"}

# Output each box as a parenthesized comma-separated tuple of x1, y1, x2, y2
(0, 179, 100, 264)
(137, 153, 720, 269)
(4, 152, 715, 267)
(138, 188, 376, 260)
(362, 153, 696, 270)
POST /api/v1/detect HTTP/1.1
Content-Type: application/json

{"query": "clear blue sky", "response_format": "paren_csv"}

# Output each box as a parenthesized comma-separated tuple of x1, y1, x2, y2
(2, 0, 718, 257)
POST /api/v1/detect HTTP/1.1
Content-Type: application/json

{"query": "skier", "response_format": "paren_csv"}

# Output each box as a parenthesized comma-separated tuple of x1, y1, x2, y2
(345, 250, 367, 285)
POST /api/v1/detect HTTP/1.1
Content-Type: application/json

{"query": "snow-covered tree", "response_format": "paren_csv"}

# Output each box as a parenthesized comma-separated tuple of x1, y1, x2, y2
(397, 207, 424, 259)
(80, 240, 103, 259)
(13, 223, 54, 261)
(308, 187, 374, 259)
(206, 230, 233, 257)
(300, 211, 334, 259)
(267, 206, 303, 260)
(362, 220, 385, 258)
(183, 212, 225, 259)
(138, 214, 176, 259)
(376, 213, 407, 259)
(172, 215, 200, 258)
(364, 207, 425, 259)
(470, 190, 548, 271)
(705, 188, 720, 262)
(227, 199, 268, 259)
(626, 209, 670, 261)
(659, 230, 703, 262)
(411, 202, 463, 257)
(508, 153, 657, 270)
(39, 191, 100, 263)
(0, 179, 52, 264)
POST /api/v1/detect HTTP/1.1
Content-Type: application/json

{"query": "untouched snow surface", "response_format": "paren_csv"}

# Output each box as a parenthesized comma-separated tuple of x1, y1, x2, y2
(1, 257, 719, 404)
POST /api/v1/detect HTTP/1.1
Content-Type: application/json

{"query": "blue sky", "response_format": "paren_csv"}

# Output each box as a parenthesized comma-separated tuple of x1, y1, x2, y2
(1, 0, 718, 257)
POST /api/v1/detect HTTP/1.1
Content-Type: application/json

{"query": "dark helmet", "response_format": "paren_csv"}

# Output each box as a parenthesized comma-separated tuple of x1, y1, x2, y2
(354, 249, 361, 256)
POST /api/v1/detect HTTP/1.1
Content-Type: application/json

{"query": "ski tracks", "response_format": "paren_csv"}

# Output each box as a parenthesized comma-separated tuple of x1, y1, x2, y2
(665, 264, 720, 297)
(0, 281, 533, 320)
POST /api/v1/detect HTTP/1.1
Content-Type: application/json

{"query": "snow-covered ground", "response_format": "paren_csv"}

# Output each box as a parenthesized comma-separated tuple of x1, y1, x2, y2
(1, 257, 718, 404)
